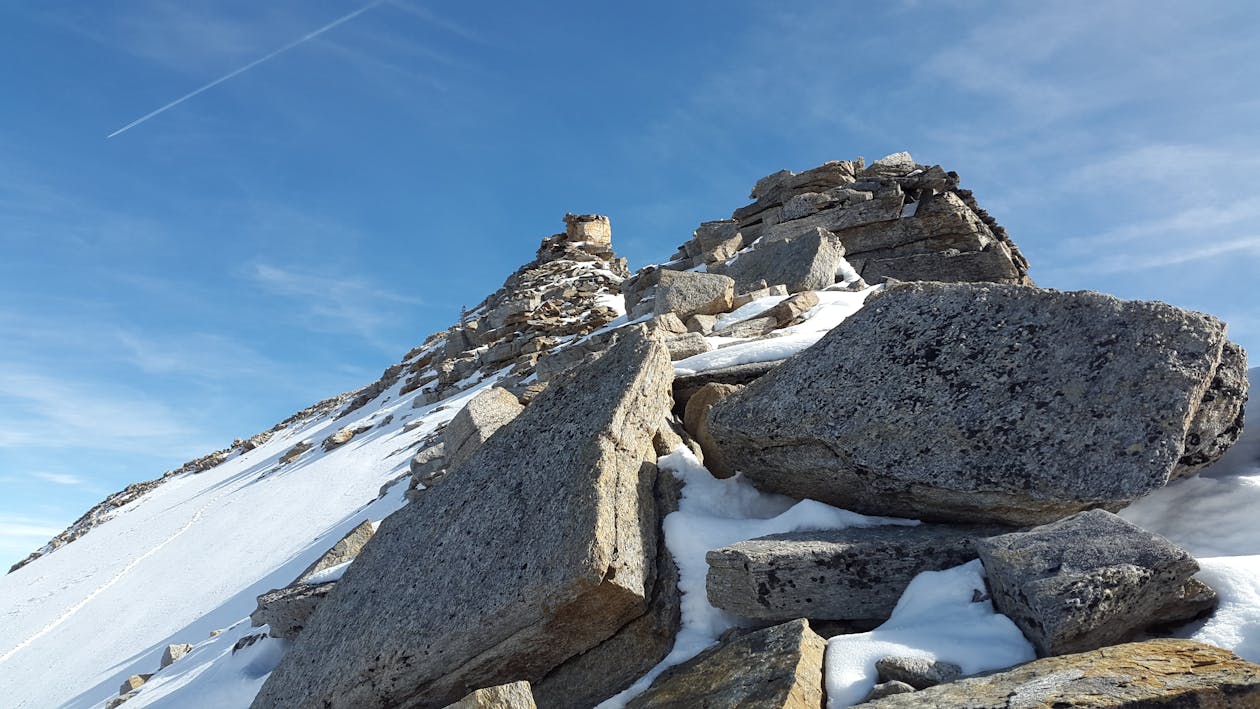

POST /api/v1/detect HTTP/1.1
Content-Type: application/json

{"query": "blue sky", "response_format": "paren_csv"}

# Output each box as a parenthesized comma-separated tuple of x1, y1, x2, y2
(1, 1, 1257, 567)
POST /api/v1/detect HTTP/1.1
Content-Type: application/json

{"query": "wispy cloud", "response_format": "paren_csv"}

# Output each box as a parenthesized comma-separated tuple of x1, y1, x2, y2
(30, 472, 88, 487)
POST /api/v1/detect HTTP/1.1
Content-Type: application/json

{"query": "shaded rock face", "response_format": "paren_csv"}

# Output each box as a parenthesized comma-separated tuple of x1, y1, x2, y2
(626, 619, 826, 709)
(858, 639, 1260, 708)
(443, 387, 524, 470)
(250, 582, 335, 640)
(252, 332, 673, 709)
(976, 510, 1202, 657)
(160, 643, 193, 668)
(706, 524, 1005, 625)
(295, 519, 375, 584)
(682, 383, 743, 477)
(1175, 340, 1250, 478)
(442, 681, 536, 709)
(709, 281, 1242, 526)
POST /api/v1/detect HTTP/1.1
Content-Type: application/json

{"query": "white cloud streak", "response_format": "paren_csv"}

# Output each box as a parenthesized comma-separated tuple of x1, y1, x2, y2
(107, 1, 384, 138)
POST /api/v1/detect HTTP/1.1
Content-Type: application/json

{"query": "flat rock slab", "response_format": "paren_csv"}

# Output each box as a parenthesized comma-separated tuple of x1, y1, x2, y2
(709, 282, 1236, 526)
(626, 619, 826, 709)
(253, 332, 673, 709)
(706, 524, 1005, 623)
(251, 582, 335, 640)
(443, 681, 536, 709)
(976, 509, 1201, 656)
(858, 639, 1260, 708)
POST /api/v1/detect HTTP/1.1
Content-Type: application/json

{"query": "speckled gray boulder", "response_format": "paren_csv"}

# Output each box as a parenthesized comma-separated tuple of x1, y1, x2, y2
(708, 282, 1241, 525)
(443, 386, 524, 470)
(976, 510, 1201, 656)
(252, 332, 673, 709)
(653, 269, 734, 319)
(706, 524, 1004, 623)
(713, 226, 846, 294)
(1174, 340, 1249, 478)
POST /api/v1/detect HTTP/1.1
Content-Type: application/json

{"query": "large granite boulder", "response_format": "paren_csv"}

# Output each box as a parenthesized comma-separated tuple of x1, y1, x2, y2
(653, 270, 735, 320)
(626, 619, 826, 709)
(708, 282, 1245, 526)
(713, 226, 846, 294)
(706, 524, 1004, 624)
(858, 639, 1260, 707)
(976, 510, 1204, 656)
(443, 386, 525, 470)
(253, 332, 673, 708)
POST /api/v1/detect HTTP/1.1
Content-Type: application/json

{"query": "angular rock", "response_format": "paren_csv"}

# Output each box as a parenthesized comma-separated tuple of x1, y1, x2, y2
(673, 360, 783, 404)
(874, 656, 961, 689)
(861, 244, 1021, 285)
(626, 619, 825, 709)
(663, 332, 712, 361)
(160, 642, 194, 668)
(709, 282, 1238, 526)
(653, 270, 735, 320)
(719, 315, 779, 339)
(119, 674, 152, 694)
(763, 186, 904, 245)
(706, 524, 1003, 623)
(409, 441, 447, 477)
(321, 424, 368, 452)
(714, 227, 845, 294)
(564, 213, 611, 246)
(1175, 340, 1249, 478)
(295, 519, 375, 584)
(443, 681, 537, 709)
(693, 219, 741, 252)
(858, 151, 916, 178)
(647, 313, 688, 335)
(251, 582, 335, 639)
(976, 509, 1202, 656)
(253, 332, 673, 709)
(443, 386, 524, 470)
(1149, 578, 1219, 633)
(685, 313, 718, 335)
(858, 639, 1260, 707)
(767, 291, 820, 324)
(532, 472, 684, 708)
(683, 383, 743, 478)
(864, 681, 915, 701)
(278, 441, 312, 465)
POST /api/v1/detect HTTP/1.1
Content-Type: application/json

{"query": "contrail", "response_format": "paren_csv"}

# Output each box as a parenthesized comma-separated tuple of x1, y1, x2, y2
(107, 1, 383, 138)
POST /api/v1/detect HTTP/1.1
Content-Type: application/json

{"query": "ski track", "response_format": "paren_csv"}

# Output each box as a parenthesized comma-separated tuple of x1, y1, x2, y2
(0, 472, 246, 666)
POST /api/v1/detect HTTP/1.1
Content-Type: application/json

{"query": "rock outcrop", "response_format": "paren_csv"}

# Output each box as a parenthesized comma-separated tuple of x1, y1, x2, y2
(977, 509, 1206, 656)
(709, 281, 1245, 525)
(626, 619, 826, 709)
(442, 681, 537, 709)
(858, 639, 1260, 707)
(253, 331, 673, 708)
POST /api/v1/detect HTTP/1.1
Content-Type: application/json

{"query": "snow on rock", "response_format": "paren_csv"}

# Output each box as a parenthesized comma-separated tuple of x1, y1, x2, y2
(598, 447, 915, 707)
(823, 560, 1036, 708)
(673, 287, 876, 376)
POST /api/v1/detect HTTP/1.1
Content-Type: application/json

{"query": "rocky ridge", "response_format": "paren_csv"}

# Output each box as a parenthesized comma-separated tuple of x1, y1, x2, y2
(23, 152, 1253, 709)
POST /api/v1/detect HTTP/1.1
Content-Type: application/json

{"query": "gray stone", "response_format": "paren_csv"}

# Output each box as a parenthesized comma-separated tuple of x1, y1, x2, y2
(864, 681, 916, 701)
(160, 643, 194, 668)
(443, 386, 524, 470)
(250, 582, 335, 640)
(1175, 340, 1249, 478)
(706, 524, 1004, 623)
(859, 151, 916, 178)
(861, 244, 1022, 285)
(564, 213, 612, 246)
(708, 282, 1237, 526)
(663, 332, 713, 361)
(674, 360, 783, 404)
(685, 313, 718, 335)
(295, 519, 375, 585)
(857, 639, 1260, 708)
(714, 226, 845, 294)
(252, 332, 673, 709)
(321, 424, 368, 452)
(763, 184, 904, 245)
(118, 675, 152, 695)
(653, 269, 735, 319)
(830, 191, 994, 257)
(626, 619, 826, 709)
(683, 383, 743, 477)
(766, 291, 820, 324)
(647, 312, 688, 335)
(408, 441, 446, 476)
(443, 681, 536, 709)
(977, 510, 1201, 656)
(717, 315, 779, 338)
(532, 472, 683, 708)
(875, 656, 962, 689)
(1149, 578, 1219, 633)
(693, 220, 741, 252)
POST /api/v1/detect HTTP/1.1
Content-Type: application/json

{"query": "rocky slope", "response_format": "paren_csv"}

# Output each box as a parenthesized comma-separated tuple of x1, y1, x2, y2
(0, 152, 1255, 709)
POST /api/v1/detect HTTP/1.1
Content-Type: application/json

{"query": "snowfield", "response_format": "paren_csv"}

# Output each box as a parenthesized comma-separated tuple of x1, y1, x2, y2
(0, 285, 1256, 708)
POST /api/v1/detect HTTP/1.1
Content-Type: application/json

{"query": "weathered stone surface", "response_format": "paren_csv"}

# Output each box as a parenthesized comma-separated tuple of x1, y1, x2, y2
(663, 332, 712, 361)
(858, 639, 1260, 707)
(864, 681, 915, 701)
(714, 227, 845, 294)
(119, 674, 152, 694)
(767, 291, 820, 324)
(763, 186, 904, 245)
(647, 312, 688, 335)
(831, 191, 994, 257)
(253, 332, 673, 709)
(443, 681, 537, 709)
(862, 244, 1021, 284)
(858, 151, 916, 178)
(295, 519, 375, 584)
(564, 213, 611, 246)
(1149, 578, 1220, 633)
(977, 510, 1202, 656)
(106, 691, 139, 708)
(685, 313, 718, 335)
(683, 383, 743, 477)
(653, 269, 735, 319)
(251, 582, 335, 639)
(1175, 340, 1249, 478)
(875, 656, 961, 689)
(532, 472, 683, 709)
(409, 441, 446, 477)
(719, 315, 780, 338)
(674, 360, 783, 404)
(160, 643, 194, 668)
(694, 219, 741, 252)
(709, 282, 1236, 526)
(322, 424, 368, 452)
(626, 619, 826, 709)
(279, 441, 312, 465)
(443, 386, 524, 470)
(706, 524, 1003, 623)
